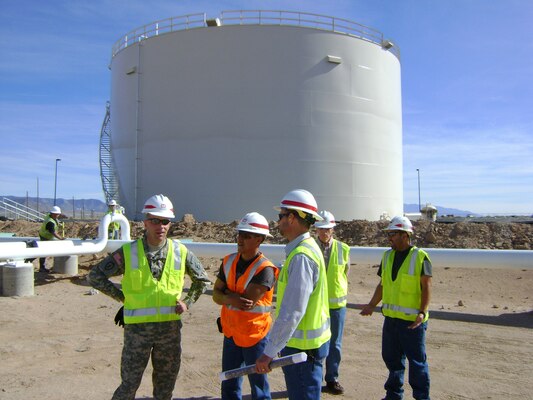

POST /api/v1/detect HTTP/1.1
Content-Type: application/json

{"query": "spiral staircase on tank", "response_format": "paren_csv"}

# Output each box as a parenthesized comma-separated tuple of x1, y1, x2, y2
(99, 102, 119, 204)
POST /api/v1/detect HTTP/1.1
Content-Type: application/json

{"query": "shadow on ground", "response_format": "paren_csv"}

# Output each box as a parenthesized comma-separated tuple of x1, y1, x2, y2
(348, 303, 533, 329)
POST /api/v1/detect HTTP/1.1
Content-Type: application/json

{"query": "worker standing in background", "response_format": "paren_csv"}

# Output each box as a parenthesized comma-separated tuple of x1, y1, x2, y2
(38, 205, 64, 273)
(360, 216, 432, 400)
(314, 211, 350, 395)
(255, 189, 330, 400)
(87, 194, 211, 400)
(106, 199, 122, 239)
(213, 212, 279, 400)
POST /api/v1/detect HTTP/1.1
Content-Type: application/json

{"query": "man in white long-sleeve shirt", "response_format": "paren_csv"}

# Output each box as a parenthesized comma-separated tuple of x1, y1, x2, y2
(255, 189, 331, 400)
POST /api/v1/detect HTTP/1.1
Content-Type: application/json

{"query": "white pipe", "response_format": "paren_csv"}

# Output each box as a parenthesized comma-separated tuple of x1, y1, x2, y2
(183, 244, 533, 270)
(0, 219, 531, 269)
(0, 213, 131, 261)
(344, 247, 533, 269)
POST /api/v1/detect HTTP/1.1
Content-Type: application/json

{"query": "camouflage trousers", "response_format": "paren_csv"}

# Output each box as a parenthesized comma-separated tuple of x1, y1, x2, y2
(112, 320, 183, 400)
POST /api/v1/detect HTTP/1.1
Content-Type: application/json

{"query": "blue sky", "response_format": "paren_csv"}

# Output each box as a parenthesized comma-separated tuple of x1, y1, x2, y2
(1, 0, 532, 215)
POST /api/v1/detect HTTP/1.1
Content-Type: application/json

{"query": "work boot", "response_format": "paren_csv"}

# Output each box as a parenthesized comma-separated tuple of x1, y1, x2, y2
(39, 268, 50, 273)
(324, 381, 344, 395)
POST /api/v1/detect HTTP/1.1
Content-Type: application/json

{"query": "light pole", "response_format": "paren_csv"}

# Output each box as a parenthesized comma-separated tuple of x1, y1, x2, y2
(54, 158, 61, 206)
(416, 168, 421, 212)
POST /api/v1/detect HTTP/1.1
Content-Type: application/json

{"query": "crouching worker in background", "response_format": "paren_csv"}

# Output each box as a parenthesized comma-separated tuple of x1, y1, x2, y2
(87, 194, 211, 400)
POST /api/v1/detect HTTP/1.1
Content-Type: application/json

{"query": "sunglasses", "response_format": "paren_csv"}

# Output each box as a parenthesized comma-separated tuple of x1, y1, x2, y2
(278, 213, 291, 221)
(387, 231, 400, 238)
(147, 218, 171, 226)
(237, 231, 259, 240)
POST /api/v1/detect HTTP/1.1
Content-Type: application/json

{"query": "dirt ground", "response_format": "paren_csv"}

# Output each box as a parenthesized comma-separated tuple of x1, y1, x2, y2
(1, 219, 532, 399)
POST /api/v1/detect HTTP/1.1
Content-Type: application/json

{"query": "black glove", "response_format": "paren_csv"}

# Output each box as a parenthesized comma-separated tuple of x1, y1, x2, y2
(114, 306, 124, 328)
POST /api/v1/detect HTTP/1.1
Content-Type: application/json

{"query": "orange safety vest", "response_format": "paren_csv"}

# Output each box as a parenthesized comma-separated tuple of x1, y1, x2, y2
(220, 252, 278, 347)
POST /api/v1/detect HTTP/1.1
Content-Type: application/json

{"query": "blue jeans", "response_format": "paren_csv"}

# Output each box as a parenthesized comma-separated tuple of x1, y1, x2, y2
(221, 335, 271, 400)
(325, 306, 346, 383)
(382, 317, 430, 400)
(280, 341, 329, 400)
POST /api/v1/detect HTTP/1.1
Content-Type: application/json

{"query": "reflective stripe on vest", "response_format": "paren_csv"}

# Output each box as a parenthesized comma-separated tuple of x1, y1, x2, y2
(129, 240, 182, 271)
(325, 239, 349, 308)
(381, 247, 429, 321)
(292, 318, 330, 340)
(124, 306, 176, 318)
(122, 239, 186, 324)
(39, 215, 58, 240)
(277, 237, 331, 350)
(222, 253, 273, 313)
(225, 303, 272, 313)
(220, 252, 278, 347)
(381, 303, 420, 316)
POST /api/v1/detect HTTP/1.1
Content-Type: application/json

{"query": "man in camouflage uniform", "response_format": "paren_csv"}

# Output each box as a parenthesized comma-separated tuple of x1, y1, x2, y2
(88, 194, 211, 400)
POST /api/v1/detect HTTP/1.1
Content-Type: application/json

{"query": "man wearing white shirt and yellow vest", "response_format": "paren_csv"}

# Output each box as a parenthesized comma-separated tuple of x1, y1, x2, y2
(255, 189, 330, 400)
(314, 211, 350, 395)
(88, 194, 210, 400)
(361, 216, 432, 400)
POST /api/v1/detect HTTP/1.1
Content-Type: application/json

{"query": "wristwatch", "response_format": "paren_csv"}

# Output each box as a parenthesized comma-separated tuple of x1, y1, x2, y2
(418, 311, 426, 319)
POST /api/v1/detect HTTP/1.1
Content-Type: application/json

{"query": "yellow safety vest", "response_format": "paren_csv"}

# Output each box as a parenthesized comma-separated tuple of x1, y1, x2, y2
(39, 214, 59, 240)
(122, 239, 186, 324)
(325, 239, 350, 309)
(277, 237, 331, 350)
(106, 208, 122, 231)
(381, 247, 430, 322)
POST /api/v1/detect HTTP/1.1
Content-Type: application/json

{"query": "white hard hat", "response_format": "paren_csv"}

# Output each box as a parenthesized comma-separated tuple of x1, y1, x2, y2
(108, 199, 117, 206)
(141, 194, 175, 218)
(50, 206, 61, 214)
(275, 189, 323, 221)
(236, 212, 272, 237)
(314, 210, 336, 229)
(385, 216, 413, 233)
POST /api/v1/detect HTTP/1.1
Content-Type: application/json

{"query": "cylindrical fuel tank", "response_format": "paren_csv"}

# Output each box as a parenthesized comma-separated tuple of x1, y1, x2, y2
(109, 11, 402, 221)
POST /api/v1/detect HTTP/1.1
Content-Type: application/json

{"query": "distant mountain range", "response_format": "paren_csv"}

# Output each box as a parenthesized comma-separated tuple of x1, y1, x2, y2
(2, 196, 477, 218)
(1, 196, 109, 216)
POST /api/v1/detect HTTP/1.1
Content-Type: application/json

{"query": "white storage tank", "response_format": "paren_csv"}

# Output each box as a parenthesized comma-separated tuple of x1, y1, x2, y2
(108, 11, 403, 221)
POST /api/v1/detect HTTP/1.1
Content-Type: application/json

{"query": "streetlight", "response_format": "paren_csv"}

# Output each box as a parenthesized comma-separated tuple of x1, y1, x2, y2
(416, 168, 421, 212)
(54, 158, 61, 206)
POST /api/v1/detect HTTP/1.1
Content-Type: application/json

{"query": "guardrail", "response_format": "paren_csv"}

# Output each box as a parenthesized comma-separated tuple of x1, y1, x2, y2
(0, 197, 45, 222)
(111, 10, 400, 60)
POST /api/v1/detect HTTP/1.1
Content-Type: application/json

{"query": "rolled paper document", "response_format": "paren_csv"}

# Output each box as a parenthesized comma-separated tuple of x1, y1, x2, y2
(219, 352, 307, 381)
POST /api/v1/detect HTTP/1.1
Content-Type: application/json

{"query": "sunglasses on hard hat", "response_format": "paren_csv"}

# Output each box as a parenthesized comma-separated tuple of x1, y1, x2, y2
(147, 218, 171, 226)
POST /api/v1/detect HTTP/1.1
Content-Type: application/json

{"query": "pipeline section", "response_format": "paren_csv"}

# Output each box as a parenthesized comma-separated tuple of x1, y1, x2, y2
(0, 215, 532, 269)
(0, 213, 131, 261)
